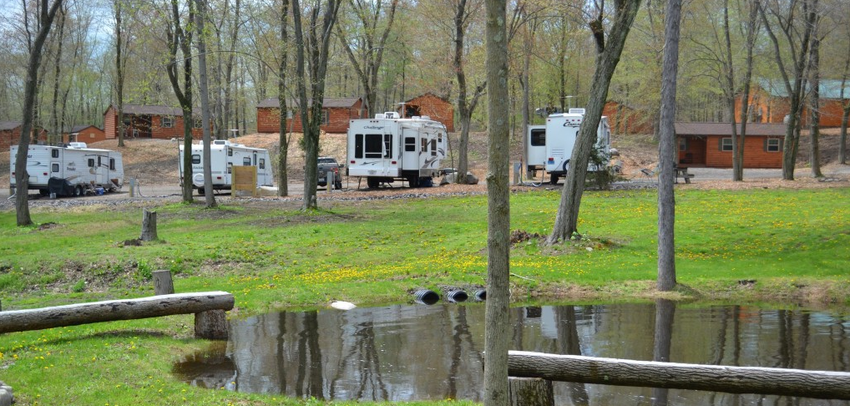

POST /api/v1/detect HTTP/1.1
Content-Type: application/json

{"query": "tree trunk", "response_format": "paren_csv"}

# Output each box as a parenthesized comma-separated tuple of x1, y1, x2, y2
(484, 1, 510, 405)
(166, 0, 195, 203)
(547, 0, 642, 244)
(194, 309, 228, 339)
(140, 210, 158, 241)
(657, 0, 681, 292)
(735, 0, 759, 182)
(50, 7, 66, 145)
(152, 270, 174, 295)
(278, 0, 290, 197)
(15, 0, 65, 227)
(808, 27, 823, 178)
(114, 0, 126, 147)
(508, 378, 553, 406)
(652, 299, 676, 406)
(507, 351, 850, 400)
(0, 292, 234, 334)
(195, 0, 217, 208)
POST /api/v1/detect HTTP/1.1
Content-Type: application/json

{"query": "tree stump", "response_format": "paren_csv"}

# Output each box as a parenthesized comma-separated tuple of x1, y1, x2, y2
(140, 210, 158, 241)
(195, 309, 228, 339)
(153, 270, 174, 295)
(509, 377, 554, 406)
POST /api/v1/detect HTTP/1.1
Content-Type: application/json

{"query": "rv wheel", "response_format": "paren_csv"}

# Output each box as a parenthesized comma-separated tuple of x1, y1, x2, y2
(334, 180, 342, 190)
(367, 177, 380, 189)
(197, 187, 205, 196)
(74, 185, 83, 197)
(549, 174, 559, 185)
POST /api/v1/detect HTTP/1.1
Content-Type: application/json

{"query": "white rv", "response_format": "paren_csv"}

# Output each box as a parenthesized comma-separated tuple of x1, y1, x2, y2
(347, 112, 447, 188)
(10, 143, 124, 197)
(543, 108, 611, 184)
(524, 124, 546, 176)
(178, 139, 273, 195)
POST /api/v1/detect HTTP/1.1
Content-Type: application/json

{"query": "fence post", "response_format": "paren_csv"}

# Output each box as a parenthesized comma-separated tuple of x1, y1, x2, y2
(153, 270, 174, 295)
(509, 377, 554, 406)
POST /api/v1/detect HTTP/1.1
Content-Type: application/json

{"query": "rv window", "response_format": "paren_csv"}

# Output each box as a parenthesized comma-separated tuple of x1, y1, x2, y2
(192, 154, 201, 164)
(109, 158, 116, 170)
(421, 138, 427, 152)
(530, 129, 546, 146)
(383, 134, 393, 158)
(227, 162, 232, 173)
(431, 139, 437, 157)
(98, 156, 102, 167)
(405, 137, 416, 152)
(52, 163, 59, 173)
(355, 134, 364, 158)
(243, 157, 251, 166)
(227, 148, 233, 157)
(259, 158, 265, 169)
(88, 158, 95, 168)
(364, 134, 383, 158)
(253, 152, 258, 166)
(51, 149, 59, 158)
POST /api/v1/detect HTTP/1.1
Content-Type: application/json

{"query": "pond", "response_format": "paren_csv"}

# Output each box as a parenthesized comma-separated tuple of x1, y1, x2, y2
(174, 302, 850, 405)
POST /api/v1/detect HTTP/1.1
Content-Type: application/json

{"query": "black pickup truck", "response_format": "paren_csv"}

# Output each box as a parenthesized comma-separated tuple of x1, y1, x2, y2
(318, 156, 343, 189)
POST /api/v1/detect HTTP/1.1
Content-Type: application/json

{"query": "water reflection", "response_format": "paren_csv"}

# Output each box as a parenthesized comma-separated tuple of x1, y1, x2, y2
(174, 303, 850, 405)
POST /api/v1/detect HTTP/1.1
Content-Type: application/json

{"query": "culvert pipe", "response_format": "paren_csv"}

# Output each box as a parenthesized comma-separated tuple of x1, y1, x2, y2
(473, 289, 487, 301)
(445, 290, 469, 303)
(413, 289, 440, 305)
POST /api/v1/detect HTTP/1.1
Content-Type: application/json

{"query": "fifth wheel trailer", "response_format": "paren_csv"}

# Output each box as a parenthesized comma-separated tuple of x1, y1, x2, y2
(178, 140, 273, 195)
(347, 112, 447, 188)
(10, 143, 124, 197)
(540, 108, 611, 185)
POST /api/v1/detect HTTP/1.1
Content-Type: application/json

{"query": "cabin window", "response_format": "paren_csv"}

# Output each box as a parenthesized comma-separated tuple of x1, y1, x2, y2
(109, 158, 116, 170)
(193, 117, 202, 129)
(51, 149, 59, 158)
(530, 129, 546, 146)
(52, 163, 59, 173)
(162, 116, 174, 128)
(322, 110, 330, 125)
(431, 139, 437, 157)
(259, 158, 266, 169)
(679, 137, 688, 151)
(243, 157, 251, 166)
(88, 158, 95, 168)
(405, 137, 416, 152)
(192, 154, 201, 164)
(720, 137, 733, 152)
(766, 138, 780, 152)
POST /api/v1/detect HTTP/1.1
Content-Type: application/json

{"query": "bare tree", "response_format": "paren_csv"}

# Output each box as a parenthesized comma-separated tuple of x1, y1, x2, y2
(454, 0, 487, 184)
(195, 0, 217, 208)
(807, 6, 824, 178)
(291, 0, 342, 210)
(842, 49, 849, 165)
(483, 0, 510, 404)
(113, 0, 129, 147)
(335, 0, 399, 117)
(278, 0, 291, 197)
(14, 0, 64, 227)
(547, 0, 642, 244)
(759, 0, 817, 181)
(166, 0, 195, 203)
(49, 5, 66, 145)
(657, 0, 682, 292)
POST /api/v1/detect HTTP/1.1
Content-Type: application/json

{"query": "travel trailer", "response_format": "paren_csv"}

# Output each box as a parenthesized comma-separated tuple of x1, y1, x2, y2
(10, 143, 124, 197)
(178, 139, 273, 194)
(347, 112, 447, 188)
(540, 108, 611, 184)
(524, 124, 546, 176)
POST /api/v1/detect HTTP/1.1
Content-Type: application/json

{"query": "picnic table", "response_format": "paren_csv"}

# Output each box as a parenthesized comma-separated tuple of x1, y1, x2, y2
(675, 166, 694, 184)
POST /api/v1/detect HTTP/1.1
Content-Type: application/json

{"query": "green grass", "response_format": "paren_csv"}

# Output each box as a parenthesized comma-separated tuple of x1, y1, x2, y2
(1, 187, 849, 405)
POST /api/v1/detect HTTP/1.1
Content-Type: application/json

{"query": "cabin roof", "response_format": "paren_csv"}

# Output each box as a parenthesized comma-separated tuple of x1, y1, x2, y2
(675, 122, 786, 137)
(257, 97, 362, 109)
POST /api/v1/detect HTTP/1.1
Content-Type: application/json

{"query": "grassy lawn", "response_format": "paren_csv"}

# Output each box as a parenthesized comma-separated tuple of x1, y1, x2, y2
(1, 187, 848, 405)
